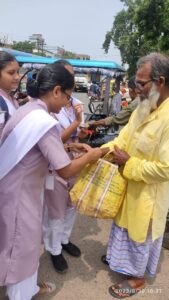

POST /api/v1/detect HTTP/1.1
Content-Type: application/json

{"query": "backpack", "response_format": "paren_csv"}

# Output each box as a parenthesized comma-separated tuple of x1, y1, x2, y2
(0, 96, 9, 123)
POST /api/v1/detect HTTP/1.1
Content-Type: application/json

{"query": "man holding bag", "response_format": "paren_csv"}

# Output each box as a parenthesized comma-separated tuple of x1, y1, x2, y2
(101, 53, 169, 298)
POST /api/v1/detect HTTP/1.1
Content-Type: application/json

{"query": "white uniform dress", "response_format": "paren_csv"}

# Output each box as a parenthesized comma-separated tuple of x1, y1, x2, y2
(43, 97, 83, 255)
(0, 100, 71, 300)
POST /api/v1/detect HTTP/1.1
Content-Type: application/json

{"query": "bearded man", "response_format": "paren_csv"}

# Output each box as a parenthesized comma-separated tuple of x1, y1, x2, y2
(101, 53, 169, 298)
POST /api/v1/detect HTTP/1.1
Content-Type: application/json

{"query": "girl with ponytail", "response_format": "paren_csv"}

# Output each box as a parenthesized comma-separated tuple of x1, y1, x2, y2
(0, 62, 104, 299)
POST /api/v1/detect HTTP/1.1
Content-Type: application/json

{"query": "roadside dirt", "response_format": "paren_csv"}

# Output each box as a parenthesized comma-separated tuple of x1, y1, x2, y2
(0, 215, 169, 300)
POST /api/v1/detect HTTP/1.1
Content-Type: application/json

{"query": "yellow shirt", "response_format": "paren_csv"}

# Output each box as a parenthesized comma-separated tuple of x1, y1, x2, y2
(102, 98, 169, 242)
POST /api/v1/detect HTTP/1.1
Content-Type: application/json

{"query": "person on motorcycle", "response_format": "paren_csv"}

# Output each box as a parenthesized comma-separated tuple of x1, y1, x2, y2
(88, 81, 100, 99)
(88, 76, 138, 129)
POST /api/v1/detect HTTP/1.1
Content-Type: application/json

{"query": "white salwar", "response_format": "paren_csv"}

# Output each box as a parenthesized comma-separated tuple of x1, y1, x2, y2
(7, 270, 39, 300)
(43, 204, 77, 255)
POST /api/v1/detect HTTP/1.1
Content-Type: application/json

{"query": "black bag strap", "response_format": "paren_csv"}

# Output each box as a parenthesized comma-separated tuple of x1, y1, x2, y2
(0, 96, 9, 123)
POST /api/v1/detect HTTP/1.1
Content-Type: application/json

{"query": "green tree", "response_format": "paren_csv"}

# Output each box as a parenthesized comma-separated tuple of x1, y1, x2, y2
(103, 0, 169, 76)
(12, 41, 36, 54)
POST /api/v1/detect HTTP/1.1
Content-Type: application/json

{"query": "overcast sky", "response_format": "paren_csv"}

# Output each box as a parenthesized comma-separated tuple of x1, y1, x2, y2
(0, 0, 124, 64)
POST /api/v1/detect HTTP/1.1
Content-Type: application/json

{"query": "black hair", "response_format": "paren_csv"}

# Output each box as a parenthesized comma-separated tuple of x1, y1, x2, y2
(54, 59, 74, 75)
(55, 59, 72, 67)
(26, 63, 74, 98)
(0, 51, 17, 73)
(128, 76, 136, 90)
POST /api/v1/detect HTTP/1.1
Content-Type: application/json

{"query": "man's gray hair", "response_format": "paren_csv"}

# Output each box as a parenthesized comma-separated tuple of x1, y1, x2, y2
(137, 53, 169, 86)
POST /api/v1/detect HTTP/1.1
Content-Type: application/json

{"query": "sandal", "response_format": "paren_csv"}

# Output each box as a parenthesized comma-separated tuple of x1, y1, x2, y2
(38, 281, 56, 295)
(109, 279, 145, 299)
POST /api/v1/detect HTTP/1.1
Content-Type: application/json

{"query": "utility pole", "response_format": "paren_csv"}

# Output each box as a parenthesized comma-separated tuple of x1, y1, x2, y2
(29, 34, 45, 55)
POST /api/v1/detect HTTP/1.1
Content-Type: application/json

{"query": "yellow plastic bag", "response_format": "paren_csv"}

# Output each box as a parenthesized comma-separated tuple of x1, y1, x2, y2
(70, 158, 127, 219)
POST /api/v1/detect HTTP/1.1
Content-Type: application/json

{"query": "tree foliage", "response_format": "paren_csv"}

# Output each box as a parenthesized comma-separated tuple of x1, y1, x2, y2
(12, 41, 36, 53)
(103, 0, 169, 76)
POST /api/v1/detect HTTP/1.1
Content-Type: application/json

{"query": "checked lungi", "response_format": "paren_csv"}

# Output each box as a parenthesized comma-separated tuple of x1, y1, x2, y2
(106, 222, 163, 278)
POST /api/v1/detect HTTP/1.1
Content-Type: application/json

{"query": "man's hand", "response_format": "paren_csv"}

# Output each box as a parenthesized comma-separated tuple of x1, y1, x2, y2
(113, 145, 130, 166)
(88, 119, 106, 127)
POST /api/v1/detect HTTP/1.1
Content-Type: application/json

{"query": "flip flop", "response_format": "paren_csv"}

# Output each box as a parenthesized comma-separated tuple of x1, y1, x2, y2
(109, 279, 145, 299)
(38, 281, 56, 295)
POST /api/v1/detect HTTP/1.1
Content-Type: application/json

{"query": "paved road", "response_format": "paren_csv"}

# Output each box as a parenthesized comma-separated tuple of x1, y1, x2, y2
(1, 215, 169, 300)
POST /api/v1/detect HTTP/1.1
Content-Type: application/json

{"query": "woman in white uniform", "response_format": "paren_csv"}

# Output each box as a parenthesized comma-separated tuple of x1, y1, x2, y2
(0, 51, 19, 137)
(43, 60, 88, 273)
(0, 62, 103, 300)
(43, 60, 87, 273)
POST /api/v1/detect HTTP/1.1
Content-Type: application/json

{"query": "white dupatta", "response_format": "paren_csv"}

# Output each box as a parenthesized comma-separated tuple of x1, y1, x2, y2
(0, 109, 58, 180)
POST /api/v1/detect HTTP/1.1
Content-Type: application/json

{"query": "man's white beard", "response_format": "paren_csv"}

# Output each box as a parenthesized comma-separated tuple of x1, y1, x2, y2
(136, 84, 160, 125)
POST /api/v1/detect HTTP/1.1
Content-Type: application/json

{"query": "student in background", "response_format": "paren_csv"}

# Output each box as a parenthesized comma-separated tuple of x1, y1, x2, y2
(0, 51, 19, 137)
(43, 60, 88, 273)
